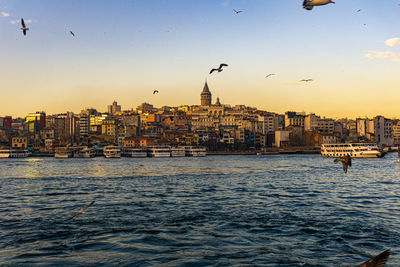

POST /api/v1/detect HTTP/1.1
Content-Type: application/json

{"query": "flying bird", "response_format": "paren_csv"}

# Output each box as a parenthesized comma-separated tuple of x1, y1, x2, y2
(265, 73, 275, 78)
(334, 154, 352, 174)
(20, 18, 29, 36)
(70, 31, 75, 36)
(67, 201, 95, 220)
(357, 249, 390, 267)
(303, 0, 335, 10)
(300, 79, 313, 82)
(357, 9, 362, 12)
(153, 90, 159, 94)
(233, 9, 243, 14)
(210, 63, 228, 74)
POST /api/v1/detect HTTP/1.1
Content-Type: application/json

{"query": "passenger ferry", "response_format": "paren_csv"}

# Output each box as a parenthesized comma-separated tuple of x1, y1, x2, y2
(0, 148, 30, 158)
(103, 145, 121, 158)
(183, 146, 207, 157)
(321, 143, 385, 158)
(55, 147, 73, 158)
(149, 146, 171, 157)
(123, 147, 148, 158)
(190, 146, 207, 157)
(73, 146, 96, 158)
(170, 147, 186, 157)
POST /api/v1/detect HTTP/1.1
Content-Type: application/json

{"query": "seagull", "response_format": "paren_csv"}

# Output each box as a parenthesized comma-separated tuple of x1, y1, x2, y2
(303, 0, 335, 10)
(20, 18, 29, 36)
(357, 249, 390, 267)
(67, 201, 95, 220)
(70, 31, 75, 36)
(153, 90, 159, 94)
(334, 154, 352, 174)
(210, 63, 228, 74)
(265, 73, 275, 78)
(300, 79, 313, 82)
(233, 9, 243, 14)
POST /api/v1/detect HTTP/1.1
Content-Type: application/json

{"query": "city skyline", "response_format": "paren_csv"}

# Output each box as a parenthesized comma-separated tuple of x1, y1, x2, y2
(1, 0, 400, 118)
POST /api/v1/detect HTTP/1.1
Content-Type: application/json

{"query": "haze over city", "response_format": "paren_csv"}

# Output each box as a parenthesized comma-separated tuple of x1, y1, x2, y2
(1, 0, 400, 118)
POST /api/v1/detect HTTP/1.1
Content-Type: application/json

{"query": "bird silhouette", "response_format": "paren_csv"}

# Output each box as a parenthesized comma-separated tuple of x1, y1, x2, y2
(67, 201, 95, 220)
(265, 73, 275, 78)
(210, 63, 228, 74)
(233, 9, 243, 14)
(357, 249, 390, 267)
(153, 90, 159, 94)
(303, 0, 335, 10)
(20, 18, 29, 36)
(70, 31, 75, 36)
(300, 79, 313, 82)
(334, 154, 352, 174)
(357, 9, 362, 12)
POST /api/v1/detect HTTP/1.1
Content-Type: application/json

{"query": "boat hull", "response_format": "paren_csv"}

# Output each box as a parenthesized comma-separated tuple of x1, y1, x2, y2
(152, 153, 171, 158)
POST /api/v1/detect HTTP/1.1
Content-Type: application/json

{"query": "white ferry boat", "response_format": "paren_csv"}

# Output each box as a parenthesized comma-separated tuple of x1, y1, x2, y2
(150, 146, 171, 157)
(321, 143, 385, 158)
(183, 146, 207, 157)
(73, 146, 96, 158)
(171, 147, 186, 157)
(55, 147, 73, 158)
(123, 147, 148, 158)
(190, 146, 207, 157)
(103, 146, 121, 158)
(0, 149, 30, 158)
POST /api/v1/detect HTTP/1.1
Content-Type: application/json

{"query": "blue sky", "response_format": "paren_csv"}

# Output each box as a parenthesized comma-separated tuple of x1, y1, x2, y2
(1, 0, 400, 118)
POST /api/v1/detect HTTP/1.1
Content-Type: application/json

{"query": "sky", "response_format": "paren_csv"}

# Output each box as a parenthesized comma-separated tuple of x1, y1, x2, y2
(1, 0, 400, 119)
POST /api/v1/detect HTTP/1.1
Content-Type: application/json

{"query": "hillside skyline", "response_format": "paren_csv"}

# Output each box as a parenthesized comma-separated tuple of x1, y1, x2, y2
(1, 0, 400, 118)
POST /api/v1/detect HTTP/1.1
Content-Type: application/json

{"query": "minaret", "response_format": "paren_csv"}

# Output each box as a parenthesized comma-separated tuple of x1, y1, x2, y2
(201, 80, 212, 106)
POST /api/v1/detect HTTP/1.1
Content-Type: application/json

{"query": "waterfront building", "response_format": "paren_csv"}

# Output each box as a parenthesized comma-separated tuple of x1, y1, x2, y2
(65, 112, 80, 142)
(392, 121, 400, 146)
(285, 111, 305, 128)
(90, 113, 108, 131)
(12, 136, 28, 149)
(374, 116, 393, 146)
(304, 113, 319, 131)
(200, 81, 212, 106)
(275, 130, 290, 148)
(124, 136, 156, 147)
(136, 103, 155, 114)
(54, 116, 66, 142)
(108, 101, 121, 114)
(40, 128, 55, 140)
(101, 116, 117, 138)
(26, 112, 46, 134)
(80, 109, 99, 137)
(1, 116, 12, 128)
(258, 114, 281, 134)
(54, 112, 80, 144)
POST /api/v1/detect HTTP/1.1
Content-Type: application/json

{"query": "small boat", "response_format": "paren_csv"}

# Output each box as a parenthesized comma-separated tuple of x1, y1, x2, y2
(55, 147, 73, 158)
(103, 145, 121, 158)
(123, 147, 148, 158)
(171, 147, 186, 157)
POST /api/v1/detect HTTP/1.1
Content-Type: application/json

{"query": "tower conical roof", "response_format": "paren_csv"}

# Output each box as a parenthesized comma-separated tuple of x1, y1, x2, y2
(202, 81, 210, 93)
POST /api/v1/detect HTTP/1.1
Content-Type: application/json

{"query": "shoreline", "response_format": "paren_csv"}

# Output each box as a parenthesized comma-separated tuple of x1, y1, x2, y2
(27, 149, 321, 157)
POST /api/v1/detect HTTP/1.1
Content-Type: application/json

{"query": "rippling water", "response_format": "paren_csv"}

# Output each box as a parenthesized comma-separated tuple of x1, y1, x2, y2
(1, 154, 400, 266)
